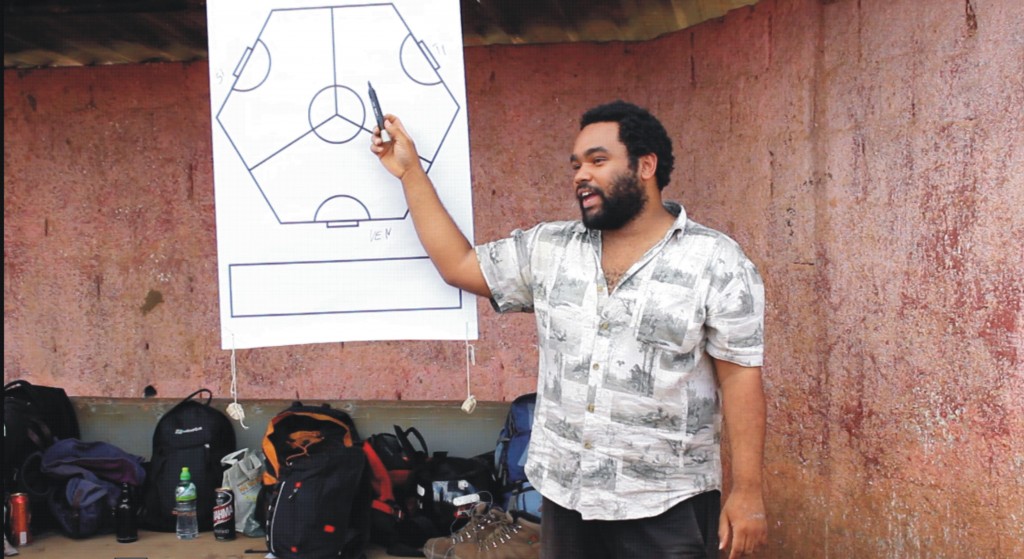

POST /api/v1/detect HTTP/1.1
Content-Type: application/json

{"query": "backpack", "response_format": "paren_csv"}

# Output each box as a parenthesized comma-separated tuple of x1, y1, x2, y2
(362, 425, 429, 554)
(140, 389, 236, 532)
(35, 438, 146, 539)
(405, 452, 498, 545)
(4, 380, 81, 531)
(494, 393, 541, 517)
(261, 402, 371, 559)
(365, 425, 429, 491)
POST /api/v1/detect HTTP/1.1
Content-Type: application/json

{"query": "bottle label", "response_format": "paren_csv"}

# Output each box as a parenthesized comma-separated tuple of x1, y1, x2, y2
(176, 484, 197, 501)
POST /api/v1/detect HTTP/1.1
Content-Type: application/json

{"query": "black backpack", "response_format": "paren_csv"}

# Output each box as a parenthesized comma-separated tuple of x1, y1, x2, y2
(4, 379, 81, 531)
(404, 452, 498, 546)
(261, 402, 371, 559)
(140, 389, 236, 532)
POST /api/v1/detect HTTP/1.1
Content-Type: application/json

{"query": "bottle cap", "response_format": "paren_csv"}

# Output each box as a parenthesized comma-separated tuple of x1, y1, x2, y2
(180, 466, 191, 481)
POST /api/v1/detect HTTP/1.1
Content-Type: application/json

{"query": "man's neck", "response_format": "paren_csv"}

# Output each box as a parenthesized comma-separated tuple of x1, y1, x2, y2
(601, 197, 676, 247)
(598, 196, 676, 289)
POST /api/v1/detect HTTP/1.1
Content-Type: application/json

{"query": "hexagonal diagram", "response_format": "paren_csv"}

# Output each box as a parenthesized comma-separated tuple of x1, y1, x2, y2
(216, 3, 460, 227)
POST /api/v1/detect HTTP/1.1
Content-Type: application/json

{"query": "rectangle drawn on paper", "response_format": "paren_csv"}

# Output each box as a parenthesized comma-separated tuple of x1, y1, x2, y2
(229, 257, 461, 317)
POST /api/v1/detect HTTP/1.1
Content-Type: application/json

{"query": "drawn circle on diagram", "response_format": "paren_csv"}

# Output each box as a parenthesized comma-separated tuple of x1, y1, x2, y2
(308, 84, 365, 144)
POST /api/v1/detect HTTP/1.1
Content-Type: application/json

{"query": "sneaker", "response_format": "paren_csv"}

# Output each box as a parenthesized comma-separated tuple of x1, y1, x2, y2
(446, 514, 541, 559)
(422, 503, 512, 559)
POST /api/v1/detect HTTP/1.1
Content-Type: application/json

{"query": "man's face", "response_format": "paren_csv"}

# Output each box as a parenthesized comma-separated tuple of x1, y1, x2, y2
(571, 122, 648, 230)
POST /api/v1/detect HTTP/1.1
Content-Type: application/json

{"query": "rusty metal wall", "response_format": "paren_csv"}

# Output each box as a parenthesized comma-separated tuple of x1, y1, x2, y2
(4, 0, 1022, 557)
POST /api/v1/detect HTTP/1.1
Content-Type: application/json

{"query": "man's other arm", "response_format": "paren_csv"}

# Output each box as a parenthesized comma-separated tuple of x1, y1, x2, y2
(714, 358, 768, 558)
(370, 115, 491, 297)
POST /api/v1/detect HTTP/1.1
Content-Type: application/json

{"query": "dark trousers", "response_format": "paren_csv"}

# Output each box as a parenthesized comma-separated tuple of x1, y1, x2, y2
(540, 491, 721, 559)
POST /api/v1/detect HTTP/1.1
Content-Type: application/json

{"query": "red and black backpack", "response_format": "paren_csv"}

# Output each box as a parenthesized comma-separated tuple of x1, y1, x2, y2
(362, 425, 429, 553)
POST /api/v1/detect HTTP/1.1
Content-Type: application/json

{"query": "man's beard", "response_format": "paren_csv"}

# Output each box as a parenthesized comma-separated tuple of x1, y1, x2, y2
(580, 169, 648, 230)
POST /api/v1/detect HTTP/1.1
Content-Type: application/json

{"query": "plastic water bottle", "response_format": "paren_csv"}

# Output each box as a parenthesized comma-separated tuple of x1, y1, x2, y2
(175, 466, 199, 540)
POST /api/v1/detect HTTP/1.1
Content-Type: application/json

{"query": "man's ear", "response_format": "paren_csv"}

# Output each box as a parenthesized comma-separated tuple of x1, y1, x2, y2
(638, 153, 658, 182)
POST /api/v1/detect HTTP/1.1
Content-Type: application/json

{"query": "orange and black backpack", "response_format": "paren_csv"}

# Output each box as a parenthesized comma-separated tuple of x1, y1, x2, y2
(259, 402, 370, 559)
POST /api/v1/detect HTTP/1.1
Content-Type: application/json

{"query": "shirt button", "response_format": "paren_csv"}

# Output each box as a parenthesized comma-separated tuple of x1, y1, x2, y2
(592, 363, 600, 371)
(599, 322, 609, 331)
(583, 442, 592, 450)
(587, 404, 595, 412)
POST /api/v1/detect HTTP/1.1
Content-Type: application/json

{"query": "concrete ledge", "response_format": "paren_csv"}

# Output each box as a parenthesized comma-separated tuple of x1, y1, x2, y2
(73, 398, 511, 461)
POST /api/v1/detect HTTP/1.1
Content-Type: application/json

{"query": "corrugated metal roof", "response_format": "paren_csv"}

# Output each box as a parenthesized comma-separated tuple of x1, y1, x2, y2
(3, 0, 759, 69)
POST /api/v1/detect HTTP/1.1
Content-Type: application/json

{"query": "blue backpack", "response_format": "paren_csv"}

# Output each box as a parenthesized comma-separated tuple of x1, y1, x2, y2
(35, 438, 147, 538)
(493, 393, 541, 517)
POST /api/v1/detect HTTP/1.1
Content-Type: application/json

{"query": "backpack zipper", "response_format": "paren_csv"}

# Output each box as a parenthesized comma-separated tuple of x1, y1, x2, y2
(268, 481, 287, 552)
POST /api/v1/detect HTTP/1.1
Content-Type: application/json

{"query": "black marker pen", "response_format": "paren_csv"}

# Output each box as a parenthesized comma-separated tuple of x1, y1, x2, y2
(368, 81, 391, 142)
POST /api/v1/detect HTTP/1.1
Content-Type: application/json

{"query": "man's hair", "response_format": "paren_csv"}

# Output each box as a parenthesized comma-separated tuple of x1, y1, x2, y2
(580, 100, 675, 190)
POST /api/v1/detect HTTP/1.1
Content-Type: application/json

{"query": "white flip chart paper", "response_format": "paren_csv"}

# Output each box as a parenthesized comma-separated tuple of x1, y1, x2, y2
(207, 0, 476, 349)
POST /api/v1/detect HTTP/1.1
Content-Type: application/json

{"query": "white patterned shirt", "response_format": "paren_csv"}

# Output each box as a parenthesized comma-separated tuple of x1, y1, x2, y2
(476, 202, 764, 520)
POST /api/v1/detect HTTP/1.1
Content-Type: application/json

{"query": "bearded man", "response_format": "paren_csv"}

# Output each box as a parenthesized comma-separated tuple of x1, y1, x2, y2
(372, 100, 768, 559)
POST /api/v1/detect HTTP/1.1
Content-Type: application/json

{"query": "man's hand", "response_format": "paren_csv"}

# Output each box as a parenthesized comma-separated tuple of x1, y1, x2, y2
(366, 113, 491, 296)
(719, 488, 768, 557)
(370, 114, 423, 181)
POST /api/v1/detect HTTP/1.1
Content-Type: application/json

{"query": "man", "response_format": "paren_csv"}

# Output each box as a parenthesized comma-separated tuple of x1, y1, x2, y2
(371, 101, 768, 559)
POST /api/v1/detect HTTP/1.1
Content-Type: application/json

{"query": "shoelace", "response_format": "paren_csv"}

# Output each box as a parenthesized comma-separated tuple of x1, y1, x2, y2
(451, 507, 508, 544)
(477, 521, 523, 549)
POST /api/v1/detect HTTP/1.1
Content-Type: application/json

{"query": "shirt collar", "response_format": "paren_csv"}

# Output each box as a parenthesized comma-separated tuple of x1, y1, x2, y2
(663, 200, 688, 233)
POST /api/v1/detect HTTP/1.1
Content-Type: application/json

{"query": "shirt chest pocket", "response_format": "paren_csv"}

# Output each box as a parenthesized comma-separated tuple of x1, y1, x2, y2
(635, 282, 704, 355)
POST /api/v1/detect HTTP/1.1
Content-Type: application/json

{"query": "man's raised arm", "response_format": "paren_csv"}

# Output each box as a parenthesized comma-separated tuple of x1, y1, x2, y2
(370, 115, 491, 298)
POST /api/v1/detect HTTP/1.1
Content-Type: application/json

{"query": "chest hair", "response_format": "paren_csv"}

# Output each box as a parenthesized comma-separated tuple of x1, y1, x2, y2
(603, 266, 628, 290)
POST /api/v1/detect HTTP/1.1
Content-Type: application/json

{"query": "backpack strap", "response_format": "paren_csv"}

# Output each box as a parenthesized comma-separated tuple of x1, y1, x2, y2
(24, 414, 56, 450)
(393, 426, 428, 460)
(19, 451, 54, 498)
(363, 441, 401, 518)
(179, 388, 213, 407)
(5, 379, 33, 393)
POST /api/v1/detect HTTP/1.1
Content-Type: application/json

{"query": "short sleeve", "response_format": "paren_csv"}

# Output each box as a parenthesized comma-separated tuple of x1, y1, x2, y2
(476, 226, 541, 313)
(704, 242, 765, 367)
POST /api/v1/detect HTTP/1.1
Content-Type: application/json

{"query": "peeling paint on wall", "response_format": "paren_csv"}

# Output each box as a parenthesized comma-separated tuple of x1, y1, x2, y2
(140, 289, 163, 315)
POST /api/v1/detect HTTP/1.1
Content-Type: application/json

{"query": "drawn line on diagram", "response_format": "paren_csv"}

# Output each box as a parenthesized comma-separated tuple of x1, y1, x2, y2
(215, 3, 461, 228)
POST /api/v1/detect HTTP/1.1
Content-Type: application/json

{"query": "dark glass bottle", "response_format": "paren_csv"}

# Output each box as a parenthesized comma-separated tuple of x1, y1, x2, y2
(115, 482, 138, 543)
